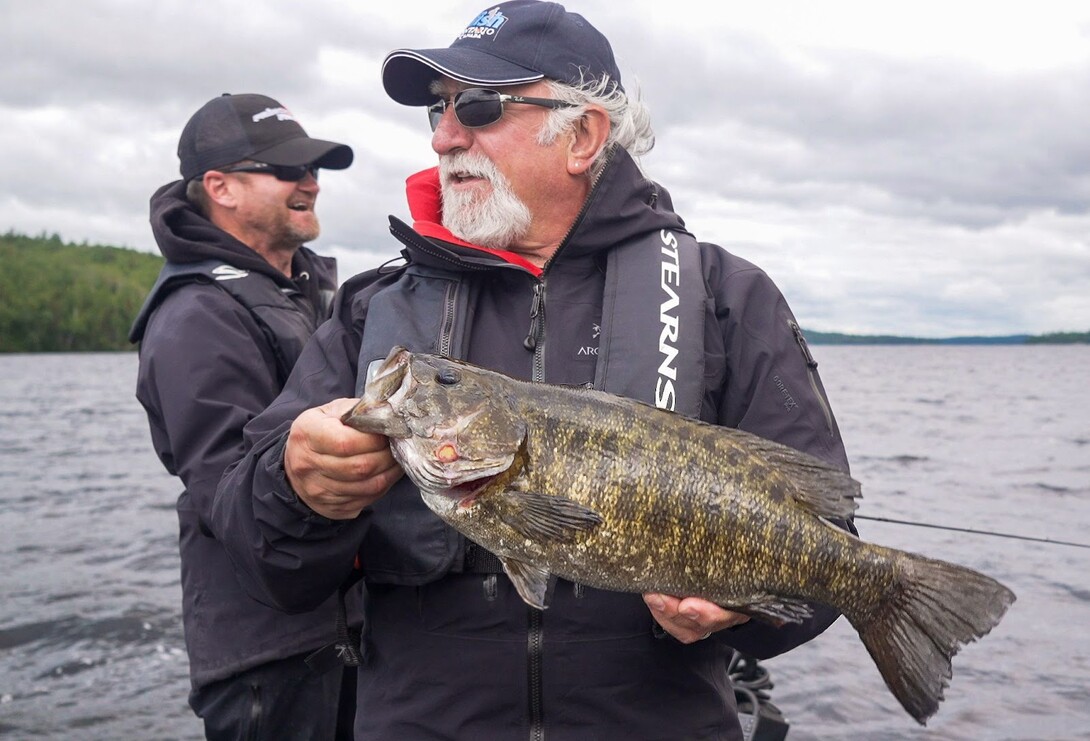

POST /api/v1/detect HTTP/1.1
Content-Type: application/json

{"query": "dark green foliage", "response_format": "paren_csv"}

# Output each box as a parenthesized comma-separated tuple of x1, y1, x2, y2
(1, 231, 163, 352)
(1025, 331, 1090, 344)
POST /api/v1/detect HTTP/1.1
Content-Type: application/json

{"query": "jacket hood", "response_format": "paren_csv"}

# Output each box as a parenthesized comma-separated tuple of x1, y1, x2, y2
(149, 180, 296, 285)
(560, 146, 689, 260)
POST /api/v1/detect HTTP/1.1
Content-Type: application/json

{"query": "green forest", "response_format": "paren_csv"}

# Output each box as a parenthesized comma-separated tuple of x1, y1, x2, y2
(1, 231, 1087, 352)
(1, 231, 163, 352)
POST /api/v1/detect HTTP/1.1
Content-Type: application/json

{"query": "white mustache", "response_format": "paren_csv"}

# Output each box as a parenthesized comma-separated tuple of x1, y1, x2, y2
(439, 152, 499, 184)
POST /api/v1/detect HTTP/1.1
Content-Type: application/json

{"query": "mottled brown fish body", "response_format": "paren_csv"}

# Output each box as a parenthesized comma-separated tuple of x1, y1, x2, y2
(343, 347, 1015, 726)
(465, 385, 887, 618)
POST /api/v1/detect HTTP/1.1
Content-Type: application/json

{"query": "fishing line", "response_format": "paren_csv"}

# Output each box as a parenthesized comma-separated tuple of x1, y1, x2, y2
(855, 514, 1090, 550)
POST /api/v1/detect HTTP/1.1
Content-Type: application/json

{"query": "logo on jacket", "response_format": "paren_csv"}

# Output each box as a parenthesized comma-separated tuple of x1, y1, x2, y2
(212, 265, 249, 281)
(577, 323, 601, 356)
(657, 230, 681, 411)
(460, 7, 508, 40)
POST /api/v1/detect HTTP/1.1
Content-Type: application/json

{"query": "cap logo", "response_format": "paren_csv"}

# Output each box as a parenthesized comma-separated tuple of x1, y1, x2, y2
(459, 7, 508, 40)
(251, 107, 296, 123)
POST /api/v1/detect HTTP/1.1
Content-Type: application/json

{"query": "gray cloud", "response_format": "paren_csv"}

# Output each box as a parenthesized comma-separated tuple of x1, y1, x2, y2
(2, 1, 1088, 337)
(632, 33, 1090, 228)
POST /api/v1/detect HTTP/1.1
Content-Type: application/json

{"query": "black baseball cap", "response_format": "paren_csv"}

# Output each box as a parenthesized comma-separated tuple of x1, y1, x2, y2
(178, 93, 354, 181)
(382, 0, 622, 106)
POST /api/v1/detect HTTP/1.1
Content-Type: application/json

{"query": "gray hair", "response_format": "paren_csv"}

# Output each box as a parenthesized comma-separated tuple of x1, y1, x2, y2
(185, 177, 211, 217)
(538, 74, 655, 179)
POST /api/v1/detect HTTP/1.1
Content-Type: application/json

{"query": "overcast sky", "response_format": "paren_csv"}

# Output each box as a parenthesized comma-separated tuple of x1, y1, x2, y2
(3, 0, 1089, 337)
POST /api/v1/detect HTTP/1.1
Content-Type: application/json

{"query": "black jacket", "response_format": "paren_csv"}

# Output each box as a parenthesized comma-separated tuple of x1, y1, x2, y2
(131, 180, 345, 689)
(213, 150, 852, 740)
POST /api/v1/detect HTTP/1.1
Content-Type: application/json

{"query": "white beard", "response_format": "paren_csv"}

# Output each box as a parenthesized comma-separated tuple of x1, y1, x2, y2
(439, 152, 532, 250)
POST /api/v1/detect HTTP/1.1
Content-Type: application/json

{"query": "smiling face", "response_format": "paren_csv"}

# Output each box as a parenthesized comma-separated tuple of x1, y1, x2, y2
(430, 79, 591, 266)
(230, 169, 321, 247)
(200, 165, 322, 275)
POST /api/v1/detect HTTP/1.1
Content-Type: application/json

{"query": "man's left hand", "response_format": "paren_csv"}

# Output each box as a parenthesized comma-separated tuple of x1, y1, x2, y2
(644, 593, 750, 643)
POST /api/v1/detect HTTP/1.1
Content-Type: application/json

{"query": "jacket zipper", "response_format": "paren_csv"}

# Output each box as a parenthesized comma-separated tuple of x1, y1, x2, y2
(789, 320, 834, 435)
(522, 148, 618, 741)
(438, 281, 457, 358)
(523, 280, 547, 382)
(528, 606, 545, 741)
(525, 279, 547, 741)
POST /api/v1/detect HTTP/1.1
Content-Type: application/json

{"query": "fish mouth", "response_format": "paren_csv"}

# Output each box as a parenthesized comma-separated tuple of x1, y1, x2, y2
(414, 442, 516, 506)
(341, 346, 413, 435)
(445, 473, 500, 508)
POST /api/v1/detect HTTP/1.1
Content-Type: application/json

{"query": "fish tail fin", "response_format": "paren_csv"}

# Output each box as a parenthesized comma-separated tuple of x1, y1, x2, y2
(852, 554, 1015, 725)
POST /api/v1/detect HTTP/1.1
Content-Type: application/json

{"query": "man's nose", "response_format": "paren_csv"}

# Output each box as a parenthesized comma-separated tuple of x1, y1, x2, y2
(431, 106, 473, 155)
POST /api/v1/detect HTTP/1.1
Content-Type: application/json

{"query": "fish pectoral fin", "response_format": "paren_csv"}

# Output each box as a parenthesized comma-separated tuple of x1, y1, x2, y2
(728, 594, 814, 626)
(497, 490, 603, 544)
(501, 558, 551, 610)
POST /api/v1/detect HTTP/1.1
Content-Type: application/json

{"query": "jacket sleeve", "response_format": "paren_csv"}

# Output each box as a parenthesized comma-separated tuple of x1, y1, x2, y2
(702, 244, 855, 659)
(210, 289, 372, 613)
(136, 284, 281, 532)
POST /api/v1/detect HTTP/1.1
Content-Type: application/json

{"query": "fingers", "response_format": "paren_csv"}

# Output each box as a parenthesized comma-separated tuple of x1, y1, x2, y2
(284, 399, 403, 520)
(644, 593, 751, 644)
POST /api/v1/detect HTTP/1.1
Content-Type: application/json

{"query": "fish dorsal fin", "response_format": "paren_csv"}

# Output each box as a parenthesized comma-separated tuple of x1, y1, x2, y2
(501, 557, 552, 610)
(727, 430, 861, 520)
(496, 490, 604, 543)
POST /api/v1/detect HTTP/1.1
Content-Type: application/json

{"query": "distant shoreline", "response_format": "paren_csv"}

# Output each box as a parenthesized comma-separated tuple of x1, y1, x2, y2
(804, 331, 1089, 345)
(2, 231, 1087, 352)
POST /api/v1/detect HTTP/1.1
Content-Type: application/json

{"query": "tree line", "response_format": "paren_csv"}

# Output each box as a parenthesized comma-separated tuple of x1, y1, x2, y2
(1, 231, 1086, 352)
(1, 231, 162, 352)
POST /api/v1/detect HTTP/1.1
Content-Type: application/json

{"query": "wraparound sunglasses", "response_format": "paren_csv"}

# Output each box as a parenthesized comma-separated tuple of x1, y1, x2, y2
(427, 88, 575, 131)
(217, 162, 319, 182)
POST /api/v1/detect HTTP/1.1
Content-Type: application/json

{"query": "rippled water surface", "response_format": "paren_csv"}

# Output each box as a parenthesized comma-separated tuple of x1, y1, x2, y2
(1, 347, 1087, 740)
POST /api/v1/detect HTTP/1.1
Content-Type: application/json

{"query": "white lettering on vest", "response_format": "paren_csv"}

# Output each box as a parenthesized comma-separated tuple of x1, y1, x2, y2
(656, 230, 681, 410)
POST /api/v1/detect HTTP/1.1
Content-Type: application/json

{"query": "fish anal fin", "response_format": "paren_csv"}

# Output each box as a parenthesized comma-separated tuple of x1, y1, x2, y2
(502, 558, 551, 610)
(496, 490, 603, 544)
(724, 593, 814, 626)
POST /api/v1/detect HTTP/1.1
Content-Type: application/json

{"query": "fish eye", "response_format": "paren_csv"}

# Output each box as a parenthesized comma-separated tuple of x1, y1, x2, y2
(436, 368, 461, 386)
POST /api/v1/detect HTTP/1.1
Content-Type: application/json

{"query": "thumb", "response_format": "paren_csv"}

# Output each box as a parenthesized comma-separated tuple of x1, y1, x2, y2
(321, 397, 363, 419)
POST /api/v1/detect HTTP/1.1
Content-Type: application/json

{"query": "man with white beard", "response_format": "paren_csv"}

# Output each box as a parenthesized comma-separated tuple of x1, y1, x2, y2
(212, 2, 854, 739)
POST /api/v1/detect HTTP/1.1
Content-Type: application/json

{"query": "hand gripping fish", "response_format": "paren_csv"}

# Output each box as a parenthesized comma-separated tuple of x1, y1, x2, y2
(342, 346, 1015, 725)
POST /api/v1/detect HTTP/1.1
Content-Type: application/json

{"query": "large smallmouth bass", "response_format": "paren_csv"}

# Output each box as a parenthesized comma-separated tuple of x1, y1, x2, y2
(342, 346, 1015, 725)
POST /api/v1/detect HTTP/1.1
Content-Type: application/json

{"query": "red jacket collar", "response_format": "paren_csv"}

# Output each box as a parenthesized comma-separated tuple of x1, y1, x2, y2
(406, 167, 543, 277)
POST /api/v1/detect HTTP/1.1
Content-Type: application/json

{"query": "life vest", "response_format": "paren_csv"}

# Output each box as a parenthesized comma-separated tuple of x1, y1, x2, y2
(129, 259, 333, 384)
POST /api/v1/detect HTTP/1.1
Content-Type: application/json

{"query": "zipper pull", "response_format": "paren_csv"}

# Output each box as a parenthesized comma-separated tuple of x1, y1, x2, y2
(789, 320, 819, 369)
(524, 282, 544, 351)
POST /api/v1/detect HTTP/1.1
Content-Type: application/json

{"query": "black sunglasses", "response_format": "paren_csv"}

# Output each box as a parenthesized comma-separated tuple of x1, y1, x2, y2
(217, 162, 319, 182)
(427, 88, 575, 131)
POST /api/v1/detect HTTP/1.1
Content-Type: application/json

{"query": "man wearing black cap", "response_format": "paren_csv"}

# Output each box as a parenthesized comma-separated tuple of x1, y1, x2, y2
(130, 93, 357, 739)
(214, 3, 853, 739)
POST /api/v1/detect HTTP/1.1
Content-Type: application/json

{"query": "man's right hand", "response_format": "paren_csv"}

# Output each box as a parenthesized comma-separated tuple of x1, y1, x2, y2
(284, 397, 403, 520)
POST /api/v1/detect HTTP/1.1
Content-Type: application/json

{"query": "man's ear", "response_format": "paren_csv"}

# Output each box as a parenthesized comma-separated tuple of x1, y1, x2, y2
(202, 170, 237, 208)
(567, 106, 610, 176)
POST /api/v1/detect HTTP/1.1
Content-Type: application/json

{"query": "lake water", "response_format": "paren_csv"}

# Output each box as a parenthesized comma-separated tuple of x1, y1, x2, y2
(0, 347, 1087, 740)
